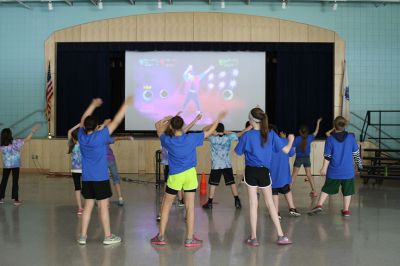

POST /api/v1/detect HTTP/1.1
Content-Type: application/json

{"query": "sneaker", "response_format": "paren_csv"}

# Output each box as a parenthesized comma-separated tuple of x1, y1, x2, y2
(151, 234, 167, 245)
(234, 198, 242, 209)
(245, 237, 259, 247)
(177, 199, 185, 208)
(277, 235, 292, 245)
(77, 235, 87, 245)
(118, 198, 124, 207)
(289, 208, 301, 217)
(278, 212, 282, 220)
(0, 199, 4, 204)
(308, 205, 323, 215)
(13, 200, 22, 206)
(304, 178, 309, 182)
(341, 210, 351, 217)
(184, 235, 203, 247)
(309, 191, 318, 197)
(77, 208, 84, 215)
(202, 201, 213, 209)
(156, 215, 161, 222)
(103, 234, 122, 245)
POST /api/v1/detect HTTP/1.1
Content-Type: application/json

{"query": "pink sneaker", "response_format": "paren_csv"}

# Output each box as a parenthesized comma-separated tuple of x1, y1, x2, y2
(184, 235, 203, 247)
(77, 208, 84, 215)
(277, 235, 292, 245)
(309, 191, 318, 197)
(308, 205, 323, 215)
(151, 234, 167, 245)
(13, 200, 22, 206)
(341, 210, 351, 217)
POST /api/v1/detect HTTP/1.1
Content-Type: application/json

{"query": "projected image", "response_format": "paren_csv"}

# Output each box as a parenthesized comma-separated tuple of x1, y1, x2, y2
(125, 52, 265, 131)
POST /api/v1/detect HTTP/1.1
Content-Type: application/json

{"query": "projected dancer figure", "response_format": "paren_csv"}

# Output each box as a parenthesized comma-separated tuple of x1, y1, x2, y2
(182, 65, 214, 114)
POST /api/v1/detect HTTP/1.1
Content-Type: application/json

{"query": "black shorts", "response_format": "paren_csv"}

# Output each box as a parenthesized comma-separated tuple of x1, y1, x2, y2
(81, 180, 112, 200)
(71, 172, 82, 191)
(244, 166, 271, 188)
(163, 165, 169, 182)
(272, 184, 291, 195)
(165, 186, 196, 195)
(209, 168, 235, 186)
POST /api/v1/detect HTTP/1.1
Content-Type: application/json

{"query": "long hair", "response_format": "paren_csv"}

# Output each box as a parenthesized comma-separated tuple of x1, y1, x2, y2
(1, 128, 13, 146)
(67, 128, 79, 154)
(299, 125, 309, 152)
(166, 116, 184, 137)
(250, 108, 269, 146)
(334, 116, 347, 131)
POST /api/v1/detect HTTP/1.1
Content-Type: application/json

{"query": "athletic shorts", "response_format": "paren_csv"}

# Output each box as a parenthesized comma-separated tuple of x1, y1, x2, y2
(209, 168, 235, 186)
(293, 156, 311, 168)
(321, 178, 355, 196)
(71, 172, 82, 191)
(81, 180, 112, 200)
(272, 184, 291, 195)
(166, 167, 198, 195)
(244, 166, 271, 188)
(163, 165, 169, 182)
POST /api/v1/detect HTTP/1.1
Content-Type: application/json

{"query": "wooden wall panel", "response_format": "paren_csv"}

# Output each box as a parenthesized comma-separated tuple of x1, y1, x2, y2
(111, 140, 138, 173)
(279, 20, 308, 42)
(81, 20, 109, 42)
(108, 16, 137, 42)
(308, 25, 335, 43)
(335, 33, 345, 75)
(222, 14, 251, 41)
(251, 16, 279, 42)
(193, 13, 223, 41)
(49, 140, 70, 173)
(137, 13, 166, 41)
(334, 74, 344, 109)
(165, 12, 194, 41)
(54, 25, 81, 42)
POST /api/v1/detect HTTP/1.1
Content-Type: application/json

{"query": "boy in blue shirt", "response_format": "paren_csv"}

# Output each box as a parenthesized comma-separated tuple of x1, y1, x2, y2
(309, 116, 362, 217)
(202, 123, 251, 210)
(77, 96, 133, 245)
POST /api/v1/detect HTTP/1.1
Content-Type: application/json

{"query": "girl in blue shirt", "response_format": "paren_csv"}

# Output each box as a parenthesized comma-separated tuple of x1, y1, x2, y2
(292, 118, 322, 197)
(67, 123, 83, 215)
(151, 111, 226, 248)
(309, 116, 362, 217)
(235, 107, 294, 246)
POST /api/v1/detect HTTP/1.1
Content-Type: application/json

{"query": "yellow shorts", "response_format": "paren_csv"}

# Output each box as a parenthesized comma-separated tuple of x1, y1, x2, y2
(167, 167, 198, 191)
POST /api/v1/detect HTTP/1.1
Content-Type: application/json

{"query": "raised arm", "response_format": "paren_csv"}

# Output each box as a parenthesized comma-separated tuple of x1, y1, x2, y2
(80, 98, 103, 127)
(325, 127, 335, 137)
(107, 96, 134, 135)
(67, 123, 80, 140)
(203, 111, 227, 138)
(183, 113, 202, 133)
(24, 124, 40, 142)
(281, 134, 295, 154)
(313, 117, 323, 136)
(236, 125, 253, 138)
(155, 116, 173, 138)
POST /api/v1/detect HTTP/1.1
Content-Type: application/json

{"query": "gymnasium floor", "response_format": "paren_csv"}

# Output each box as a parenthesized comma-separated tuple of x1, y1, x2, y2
(0, 174, 399, 266)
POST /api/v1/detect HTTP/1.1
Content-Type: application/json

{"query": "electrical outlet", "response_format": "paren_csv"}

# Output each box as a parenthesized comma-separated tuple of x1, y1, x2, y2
(32, 155, 39, 159)
(35, 155, 39, 159)
(31, 154, 35, 159)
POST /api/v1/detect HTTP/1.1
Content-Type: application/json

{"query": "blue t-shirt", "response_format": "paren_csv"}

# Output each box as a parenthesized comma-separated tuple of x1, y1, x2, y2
(0, 139, 24, 168)
(78, 127, 111, 181)
(235, 130, 285, 169)
(160, 132, 204, 175)
(161, 146, 168, 165)
(293, 134, 315, 157)
(324, 132, 359, 180)
(270, 137, 295, 188)
(209, 133, 238, 169)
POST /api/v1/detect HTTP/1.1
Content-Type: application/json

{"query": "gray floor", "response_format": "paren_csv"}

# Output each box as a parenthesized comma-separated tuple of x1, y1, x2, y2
(0, 174, 399, 266)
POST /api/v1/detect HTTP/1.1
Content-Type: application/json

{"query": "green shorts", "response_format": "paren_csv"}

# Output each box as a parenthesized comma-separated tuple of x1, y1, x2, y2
(321, 178, 355, 196)
(167, 167, 198, 191)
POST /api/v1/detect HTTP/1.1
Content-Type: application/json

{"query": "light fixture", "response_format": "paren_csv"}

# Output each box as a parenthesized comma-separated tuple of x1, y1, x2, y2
(332, 1, 338, 11)
(221, 0, 225, 9)
(48, 0, 53, 11)
(98, 0, 103, 9)
(157, 0, 162, 9)
(282, 0, 287, 9)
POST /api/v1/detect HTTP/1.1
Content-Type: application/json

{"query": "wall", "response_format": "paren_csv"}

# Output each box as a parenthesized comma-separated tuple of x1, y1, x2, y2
(0, 2, 399, 138)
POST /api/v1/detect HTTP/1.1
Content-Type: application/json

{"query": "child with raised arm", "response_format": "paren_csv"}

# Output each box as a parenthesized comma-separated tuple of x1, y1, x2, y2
(235, 107, 294, 246)
(202, 123, 251, 210)
(0, 125, 39, 206)
(308, 116, 362, 217)
(151, 111, 226, 248)
(77, 96, 133, 245)
(67, 123, 83, 215)
(291, 118, 322, 197)
(269, 125, 300, 218)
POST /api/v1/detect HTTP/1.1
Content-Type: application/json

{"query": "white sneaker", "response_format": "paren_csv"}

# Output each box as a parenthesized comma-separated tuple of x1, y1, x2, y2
(77, 235, 87, 245)
(103, 234, 122, 245)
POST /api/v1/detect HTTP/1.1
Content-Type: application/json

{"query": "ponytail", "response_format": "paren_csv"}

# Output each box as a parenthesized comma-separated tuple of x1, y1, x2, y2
(299, 125, 309, 152)
(250, 108, 269, 146)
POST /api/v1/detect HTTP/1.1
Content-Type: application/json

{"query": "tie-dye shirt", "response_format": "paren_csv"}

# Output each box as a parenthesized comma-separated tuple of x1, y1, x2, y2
(209, 133, 238, 169)
(70, 143, 82, 172)
(0, 139, 25, 168)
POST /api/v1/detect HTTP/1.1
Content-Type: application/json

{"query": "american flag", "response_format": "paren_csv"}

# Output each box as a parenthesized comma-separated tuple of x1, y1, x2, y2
(45, 62, 53, 121)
